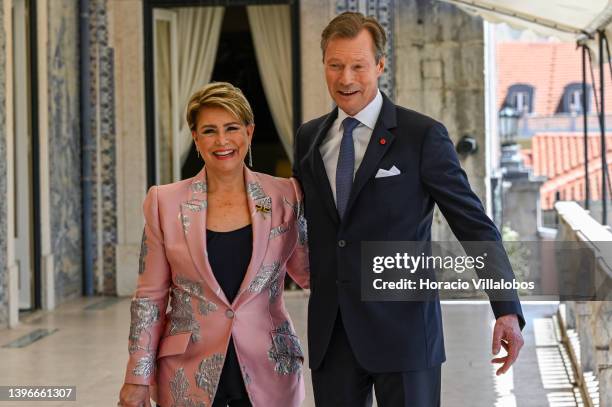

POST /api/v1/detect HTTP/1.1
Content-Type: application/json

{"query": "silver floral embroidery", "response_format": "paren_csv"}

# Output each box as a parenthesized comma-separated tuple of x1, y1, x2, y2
(129, 297, 160, 355)
(269, 223, 290, 240)
(297, 215, 308, 246)
(195, 353, 225, 400)
(169, 288, 201, 342)
(191, 180, 207, 194)
(284, 197, 308, 245)
(180, 213, 191, 233)
(138, 228, 147, 275)
(170, 367, 206, 407)
(133, 354, 154, 377)
(175, 276, 218, 316)
(247, 262, 282, 303)
(268, 320, 303, 375)
(182, 200, 206, 212)
(247, 182, 266, 200)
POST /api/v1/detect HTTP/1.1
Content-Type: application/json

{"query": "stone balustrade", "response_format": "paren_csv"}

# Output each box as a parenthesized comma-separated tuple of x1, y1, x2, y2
(555, 201, 612, 407)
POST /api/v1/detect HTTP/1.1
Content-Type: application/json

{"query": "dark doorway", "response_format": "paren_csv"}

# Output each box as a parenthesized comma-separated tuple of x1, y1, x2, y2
(181, 6, 289, 179)
(143, 0, 301, 187)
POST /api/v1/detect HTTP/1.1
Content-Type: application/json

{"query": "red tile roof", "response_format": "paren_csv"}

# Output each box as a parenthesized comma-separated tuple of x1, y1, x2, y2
(497, 43, 612, 116)
(527, 132, 612, 209)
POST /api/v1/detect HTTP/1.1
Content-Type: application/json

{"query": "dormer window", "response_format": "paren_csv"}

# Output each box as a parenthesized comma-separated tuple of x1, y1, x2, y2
(513, 92, 529, 112)
(558, 83, 591, 114)
(504, 84, 534, 114)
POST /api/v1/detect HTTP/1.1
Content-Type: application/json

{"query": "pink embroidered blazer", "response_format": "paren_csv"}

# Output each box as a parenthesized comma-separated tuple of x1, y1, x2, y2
(124, 166, 310, 407)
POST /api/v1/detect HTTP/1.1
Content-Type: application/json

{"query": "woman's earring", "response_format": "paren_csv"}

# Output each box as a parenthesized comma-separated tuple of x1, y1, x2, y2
(248, 144, 253, 167)
(196, 147, 200, 159)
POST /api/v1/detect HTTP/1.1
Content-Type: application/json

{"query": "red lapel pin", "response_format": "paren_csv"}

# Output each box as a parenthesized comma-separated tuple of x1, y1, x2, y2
(379, 137, 387, 145)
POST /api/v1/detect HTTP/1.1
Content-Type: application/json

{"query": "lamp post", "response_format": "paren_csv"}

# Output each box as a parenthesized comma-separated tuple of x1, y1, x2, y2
(499, 107, 523, 173)
(499, 106, 520, 146)
(494, 106, 545, 240)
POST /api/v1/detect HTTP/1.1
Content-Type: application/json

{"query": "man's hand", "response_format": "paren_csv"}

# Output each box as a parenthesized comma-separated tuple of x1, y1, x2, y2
(491, 314, 524, 375)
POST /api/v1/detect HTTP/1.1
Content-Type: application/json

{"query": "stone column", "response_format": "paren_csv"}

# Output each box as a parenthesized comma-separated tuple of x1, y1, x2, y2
(108, 0, 147, 296)
(299, 0, 334, 121)
(395, 0, 488, 241)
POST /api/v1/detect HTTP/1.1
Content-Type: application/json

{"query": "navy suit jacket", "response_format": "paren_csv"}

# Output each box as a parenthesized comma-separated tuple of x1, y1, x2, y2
(293, 93, 525, 372)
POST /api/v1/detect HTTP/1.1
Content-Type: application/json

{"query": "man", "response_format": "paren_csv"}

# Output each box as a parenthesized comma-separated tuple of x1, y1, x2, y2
(292, 12, 525, 406)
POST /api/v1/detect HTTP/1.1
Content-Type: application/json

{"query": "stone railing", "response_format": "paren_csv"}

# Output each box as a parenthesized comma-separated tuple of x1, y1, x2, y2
(555, 201, 612, 407)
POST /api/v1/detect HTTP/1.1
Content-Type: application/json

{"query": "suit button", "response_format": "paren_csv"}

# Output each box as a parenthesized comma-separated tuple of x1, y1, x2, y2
(225, 309, 235, 319)
(338, 240, 346, 248)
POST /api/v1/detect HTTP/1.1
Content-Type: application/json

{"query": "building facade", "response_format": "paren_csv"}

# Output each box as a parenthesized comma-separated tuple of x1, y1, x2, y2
(0, 0, 490, 328)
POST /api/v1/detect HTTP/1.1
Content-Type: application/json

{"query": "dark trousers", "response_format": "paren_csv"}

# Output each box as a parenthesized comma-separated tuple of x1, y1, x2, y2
(311, 313, 441, 407)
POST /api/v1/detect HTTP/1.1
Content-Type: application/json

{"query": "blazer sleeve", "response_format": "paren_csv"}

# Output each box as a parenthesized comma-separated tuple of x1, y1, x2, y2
(285, 177, 310, 289)
(124, 186, 171, 385)
(420, 123, 525, 329)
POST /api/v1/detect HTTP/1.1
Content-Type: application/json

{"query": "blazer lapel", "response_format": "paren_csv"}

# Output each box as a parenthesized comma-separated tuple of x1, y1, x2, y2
(344, 94, 398, 220)
(305, 109, 341, 224)
(232, 167, 272, 307)
(180, 167, 230, 306)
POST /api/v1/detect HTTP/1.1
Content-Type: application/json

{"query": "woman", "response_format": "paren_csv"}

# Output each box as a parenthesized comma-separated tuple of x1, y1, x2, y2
(118, 82, 309, 407)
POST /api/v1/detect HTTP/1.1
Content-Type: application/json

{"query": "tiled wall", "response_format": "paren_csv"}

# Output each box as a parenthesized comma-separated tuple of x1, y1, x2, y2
(0, 0, 119, 322)
(47, 0, 83, 302)
(89, 0, 117, 295)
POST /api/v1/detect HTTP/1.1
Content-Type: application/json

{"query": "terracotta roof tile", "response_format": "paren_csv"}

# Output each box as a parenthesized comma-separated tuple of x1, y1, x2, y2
(497, 43, 612, 116)
(528, 132, 612, 208)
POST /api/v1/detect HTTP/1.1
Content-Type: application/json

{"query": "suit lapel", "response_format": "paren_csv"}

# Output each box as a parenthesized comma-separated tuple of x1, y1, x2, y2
(232, 168, 272, 307)
(344, 94, 398, 220)
(306, 109, 341, 224)
(182, 166, 273, 308)
(180, 167, 230, 306)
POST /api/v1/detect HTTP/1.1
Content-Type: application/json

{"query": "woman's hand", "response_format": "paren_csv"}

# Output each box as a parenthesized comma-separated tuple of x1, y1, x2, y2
(118, 383, 151, 407)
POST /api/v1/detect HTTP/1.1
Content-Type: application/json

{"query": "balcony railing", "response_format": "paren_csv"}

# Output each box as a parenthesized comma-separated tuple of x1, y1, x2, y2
(555, 201, 612, 407)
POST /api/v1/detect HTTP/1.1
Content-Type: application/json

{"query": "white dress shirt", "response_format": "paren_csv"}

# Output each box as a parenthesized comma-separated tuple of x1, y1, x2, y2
(319, 90, 383, 203)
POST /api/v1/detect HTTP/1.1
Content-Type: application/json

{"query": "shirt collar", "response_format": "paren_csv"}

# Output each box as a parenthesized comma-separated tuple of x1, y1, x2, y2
(337, 89, 383, 132)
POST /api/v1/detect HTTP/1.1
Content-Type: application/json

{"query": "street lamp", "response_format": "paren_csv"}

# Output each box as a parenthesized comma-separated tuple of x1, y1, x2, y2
(499, 106, 520, 146)
(499, 106, 524, 173)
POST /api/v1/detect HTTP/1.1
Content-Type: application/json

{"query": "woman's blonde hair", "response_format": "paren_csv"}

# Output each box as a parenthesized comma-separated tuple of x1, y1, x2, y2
(186, 82, 254, 132)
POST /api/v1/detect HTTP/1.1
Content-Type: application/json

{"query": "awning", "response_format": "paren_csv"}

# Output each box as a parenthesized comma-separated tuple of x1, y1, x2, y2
(439, 0, 612, 45)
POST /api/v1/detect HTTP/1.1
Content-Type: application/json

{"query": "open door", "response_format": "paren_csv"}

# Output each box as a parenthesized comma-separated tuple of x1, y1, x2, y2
(153, 9, 180, 184)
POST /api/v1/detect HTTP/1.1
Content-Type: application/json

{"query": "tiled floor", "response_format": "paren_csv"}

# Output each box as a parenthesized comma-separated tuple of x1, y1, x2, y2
(0, 295, 575, 407)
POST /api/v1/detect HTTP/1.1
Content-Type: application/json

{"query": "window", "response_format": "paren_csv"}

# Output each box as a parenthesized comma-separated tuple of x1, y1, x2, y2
(513, 92, 529, 112)
(504, 84, 535, 114)
(558, 83, 591, 114)
(569, 90, 582, 113)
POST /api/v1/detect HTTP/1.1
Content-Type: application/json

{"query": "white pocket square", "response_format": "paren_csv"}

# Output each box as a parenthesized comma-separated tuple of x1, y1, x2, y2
(375, 165, 401, 178)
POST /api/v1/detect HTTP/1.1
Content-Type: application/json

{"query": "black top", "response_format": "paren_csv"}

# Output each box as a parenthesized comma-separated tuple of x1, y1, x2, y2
(205, 224, 253, 404)
(206, 224, 252, 303)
